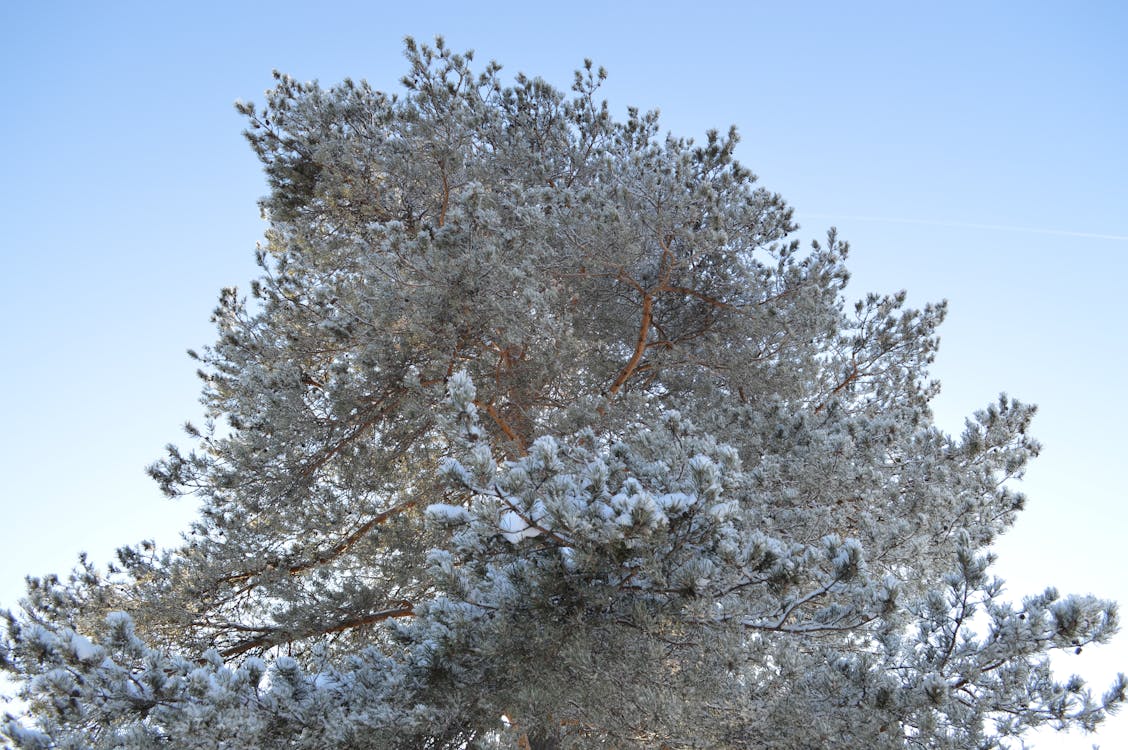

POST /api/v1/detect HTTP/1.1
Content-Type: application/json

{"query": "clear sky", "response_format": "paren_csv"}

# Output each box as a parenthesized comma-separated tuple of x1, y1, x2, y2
(2, 2, 1125, 746)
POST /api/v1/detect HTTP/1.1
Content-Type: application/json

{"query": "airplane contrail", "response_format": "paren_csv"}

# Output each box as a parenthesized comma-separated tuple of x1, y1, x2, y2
(801, 214, 1128, 242)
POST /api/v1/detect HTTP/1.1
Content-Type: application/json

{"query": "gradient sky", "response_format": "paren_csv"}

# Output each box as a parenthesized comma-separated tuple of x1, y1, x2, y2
(2, 2, 1125, 746)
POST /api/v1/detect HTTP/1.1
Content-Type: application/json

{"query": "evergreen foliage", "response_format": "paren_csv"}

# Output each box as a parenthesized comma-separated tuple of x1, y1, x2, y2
(3, 38, 1123, 749)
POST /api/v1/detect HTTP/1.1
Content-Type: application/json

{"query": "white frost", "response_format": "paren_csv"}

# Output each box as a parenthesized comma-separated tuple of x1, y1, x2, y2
(499, 510, 541, 544)
(69, 632, 100, 663)
(424, 503, 472, 524)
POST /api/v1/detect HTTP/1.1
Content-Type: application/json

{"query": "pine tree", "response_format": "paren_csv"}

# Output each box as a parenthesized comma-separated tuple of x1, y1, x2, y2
(2, 38, 1123, 749)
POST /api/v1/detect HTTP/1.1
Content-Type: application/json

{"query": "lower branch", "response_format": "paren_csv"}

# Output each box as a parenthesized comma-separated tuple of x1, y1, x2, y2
(220, 602, 415, 659)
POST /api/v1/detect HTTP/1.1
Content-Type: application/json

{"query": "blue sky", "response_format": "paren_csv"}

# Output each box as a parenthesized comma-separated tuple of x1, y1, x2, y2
(2, 2, 1125, 746)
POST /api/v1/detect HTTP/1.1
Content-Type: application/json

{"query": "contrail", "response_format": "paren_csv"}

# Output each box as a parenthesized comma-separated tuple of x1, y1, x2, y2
(801, 214, 1128, 242)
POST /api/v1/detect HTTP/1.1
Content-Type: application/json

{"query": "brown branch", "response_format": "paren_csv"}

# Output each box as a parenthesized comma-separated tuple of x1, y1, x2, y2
(661, 283, 737, 310)
(299, 413, 383, 479)
(608, 293, 654, 396)
(657, 235, 676, 288)
(814, 360, 859, 414)
(300, 373, 325, 389)
(220, 602, 415, 659)
(614, 268, 647, 295)
(219, 500, 416, 587)
(286, 500, 417, 576)
(322, 603, 415, 635)
(477, 400, 528, 455)
(756, 285, 802, 307)
(438, 169, 451, 227)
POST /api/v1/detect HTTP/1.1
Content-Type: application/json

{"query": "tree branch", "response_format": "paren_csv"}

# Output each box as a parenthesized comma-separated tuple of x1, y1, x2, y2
(608, 293, 654, 396)
(220, 602, 415, 659)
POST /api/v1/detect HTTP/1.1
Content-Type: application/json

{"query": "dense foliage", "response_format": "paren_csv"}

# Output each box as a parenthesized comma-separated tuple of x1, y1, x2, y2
(2, 38, 1122, 749)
